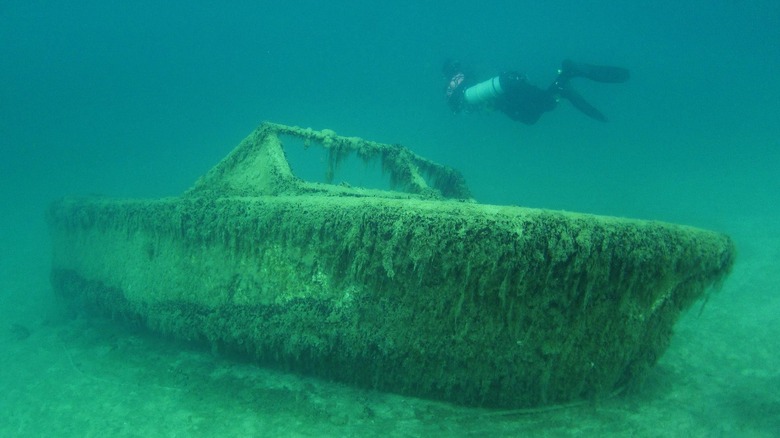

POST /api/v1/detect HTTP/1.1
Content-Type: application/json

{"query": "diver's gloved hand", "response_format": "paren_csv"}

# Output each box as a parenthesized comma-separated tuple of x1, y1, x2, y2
(445, 72, 467, 113)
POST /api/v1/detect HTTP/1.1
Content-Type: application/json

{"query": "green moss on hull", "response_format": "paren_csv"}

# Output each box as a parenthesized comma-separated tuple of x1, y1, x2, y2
(48, 192, 734, 408)
(186, 122, 472, 201)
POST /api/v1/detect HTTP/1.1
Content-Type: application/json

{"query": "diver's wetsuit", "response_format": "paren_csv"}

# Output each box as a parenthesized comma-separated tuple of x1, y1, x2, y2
(493, 72, 558, 124)
(445, 60, 629, 124)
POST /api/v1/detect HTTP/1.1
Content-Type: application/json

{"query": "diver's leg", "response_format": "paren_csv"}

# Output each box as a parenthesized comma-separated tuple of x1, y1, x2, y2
(547, 78, 607, 122)
(557, 86, 608, 122)
(559, 59, 630, 83)
(547, 59, 627, 122)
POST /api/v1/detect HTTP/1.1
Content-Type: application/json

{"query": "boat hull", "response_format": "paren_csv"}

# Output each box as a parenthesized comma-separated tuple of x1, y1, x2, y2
(48, 193, 734, 407)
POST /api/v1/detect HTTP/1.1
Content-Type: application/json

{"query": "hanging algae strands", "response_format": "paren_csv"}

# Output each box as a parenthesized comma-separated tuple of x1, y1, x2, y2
(47, 122, 735, 408)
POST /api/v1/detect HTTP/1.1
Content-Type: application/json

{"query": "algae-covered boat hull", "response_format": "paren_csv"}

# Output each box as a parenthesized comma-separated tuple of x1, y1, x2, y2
(48, 123, 735, 408)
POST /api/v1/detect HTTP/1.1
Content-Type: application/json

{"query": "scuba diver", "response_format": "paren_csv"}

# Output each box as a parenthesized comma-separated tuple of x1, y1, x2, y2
(444, 59, 629, 124)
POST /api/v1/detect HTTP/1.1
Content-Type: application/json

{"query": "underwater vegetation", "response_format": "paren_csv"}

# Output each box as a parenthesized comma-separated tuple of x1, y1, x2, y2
(48, 123, 734, 407)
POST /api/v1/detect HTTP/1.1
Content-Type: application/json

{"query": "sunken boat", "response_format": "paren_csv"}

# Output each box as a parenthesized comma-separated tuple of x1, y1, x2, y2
(48, 122, 735, 408)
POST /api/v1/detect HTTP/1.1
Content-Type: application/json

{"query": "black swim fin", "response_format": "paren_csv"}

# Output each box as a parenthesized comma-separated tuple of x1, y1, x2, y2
(559, 85, 608, 122)
(560, 59, 630, 83)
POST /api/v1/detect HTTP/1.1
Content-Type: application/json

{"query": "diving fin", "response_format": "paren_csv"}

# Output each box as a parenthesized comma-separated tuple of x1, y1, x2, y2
(560, 59, 630, 83)
(559, 85, 608, 122)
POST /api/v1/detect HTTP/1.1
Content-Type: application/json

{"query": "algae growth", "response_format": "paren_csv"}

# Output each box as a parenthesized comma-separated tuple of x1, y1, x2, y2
(47, 123, 735, 408)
